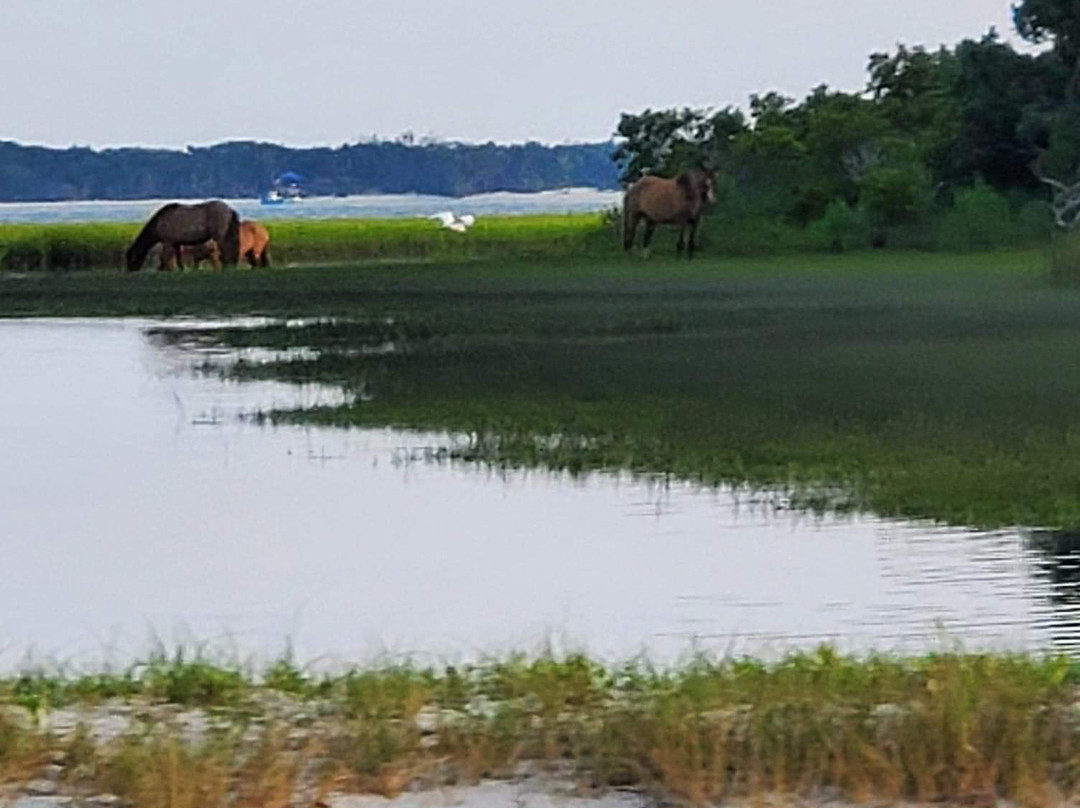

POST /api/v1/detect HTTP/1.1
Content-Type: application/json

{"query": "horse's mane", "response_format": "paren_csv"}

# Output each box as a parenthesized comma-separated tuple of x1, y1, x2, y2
(126, 203, 181, 269)
(676, 167, 713, 204)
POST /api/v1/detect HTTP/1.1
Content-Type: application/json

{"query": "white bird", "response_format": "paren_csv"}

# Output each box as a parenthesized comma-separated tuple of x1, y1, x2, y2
(429, 211, 476, 233)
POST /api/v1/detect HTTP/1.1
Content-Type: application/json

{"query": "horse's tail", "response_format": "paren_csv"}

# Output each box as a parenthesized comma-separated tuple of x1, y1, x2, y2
(125, 204, 176, 271)
(221, 210, 241, 265)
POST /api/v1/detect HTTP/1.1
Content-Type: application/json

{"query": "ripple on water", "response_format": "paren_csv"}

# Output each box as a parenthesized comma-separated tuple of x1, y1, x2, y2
(0, 317, 1078, 668)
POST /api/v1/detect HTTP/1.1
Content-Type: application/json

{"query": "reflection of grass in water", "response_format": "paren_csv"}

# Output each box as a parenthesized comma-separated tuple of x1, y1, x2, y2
(10, 248, 1080, 527)
(2, 649, 1080, 805)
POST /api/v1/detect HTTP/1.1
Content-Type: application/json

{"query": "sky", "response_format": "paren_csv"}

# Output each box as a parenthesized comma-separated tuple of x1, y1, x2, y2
(2, 0, 1020, 149)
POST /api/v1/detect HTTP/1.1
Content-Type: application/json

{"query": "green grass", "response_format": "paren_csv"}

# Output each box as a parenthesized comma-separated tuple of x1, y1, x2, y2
(0, 215, 619, 271)
(6, 248, 1080, 528)
(3, 650, 1080, 805)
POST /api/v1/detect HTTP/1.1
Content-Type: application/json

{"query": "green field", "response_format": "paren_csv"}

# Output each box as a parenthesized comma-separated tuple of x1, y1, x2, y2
(5, 247, 1080, 529)
(0, 215, 623, 271)
(1, 203, 1048, 272)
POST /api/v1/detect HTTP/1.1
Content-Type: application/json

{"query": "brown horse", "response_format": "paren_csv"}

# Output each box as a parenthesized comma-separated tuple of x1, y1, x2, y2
(238, 220, 271, 268)
(165, 220, 271, 271)
(622, 167, 717, 258)
(176, 240, 222, 270)
(125, 200, 240, 271)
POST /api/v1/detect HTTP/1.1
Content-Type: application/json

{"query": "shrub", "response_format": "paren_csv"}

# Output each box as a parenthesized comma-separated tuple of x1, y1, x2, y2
(1049, 228, 1080, 282)
(935, 184, 1015, 251)
(808, 200, 865, 252)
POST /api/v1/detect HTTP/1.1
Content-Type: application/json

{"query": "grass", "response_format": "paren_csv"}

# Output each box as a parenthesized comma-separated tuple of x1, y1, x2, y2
(2, 650, 1080, 805)
(7, 248, 1080, 528)
(3, 203, 1050, 273)
(0, 215, 619, 271)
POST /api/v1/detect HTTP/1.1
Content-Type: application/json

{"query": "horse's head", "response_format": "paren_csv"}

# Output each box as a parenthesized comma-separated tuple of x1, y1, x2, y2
(124, 244, 142, 272)
(698, 167, 718, 205)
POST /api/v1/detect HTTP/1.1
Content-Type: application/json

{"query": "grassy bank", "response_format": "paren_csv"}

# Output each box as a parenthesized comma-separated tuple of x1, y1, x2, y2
(0, 215, 618, 271)
(7, 249, 1080, 529)
(2, 649, 1079, 806)
(0, 198, 1055, 271)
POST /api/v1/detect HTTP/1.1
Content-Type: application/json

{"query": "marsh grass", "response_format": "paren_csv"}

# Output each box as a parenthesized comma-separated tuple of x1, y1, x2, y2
(0, 200, 1053, 272)
(7, 249, 1080, 527)
(0, 215, 616, 272)
(123, 248, 1080, 530)
(2, 650, 1080, 805)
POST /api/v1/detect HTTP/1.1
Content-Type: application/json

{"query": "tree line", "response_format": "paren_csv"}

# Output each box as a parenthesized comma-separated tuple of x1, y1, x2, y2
(613, 1, 1080, 246)
(0, 139, 619, 202)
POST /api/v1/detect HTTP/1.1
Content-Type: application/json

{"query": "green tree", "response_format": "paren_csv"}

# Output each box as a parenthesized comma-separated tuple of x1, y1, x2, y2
(1014, 0, 1080, 99)
(612, 108, 709, 183)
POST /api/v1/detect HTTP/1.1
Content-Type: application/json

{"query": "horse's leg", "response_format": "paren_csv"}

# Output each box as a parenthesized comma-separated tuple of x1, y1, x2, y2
(259, 247, 270, 268)
(676, 225, 686, 257)
(642, 220, 657, 259)
(624, 211, 641, 252)
(686, 219, 700, 260)
(160, 243, 175, 271)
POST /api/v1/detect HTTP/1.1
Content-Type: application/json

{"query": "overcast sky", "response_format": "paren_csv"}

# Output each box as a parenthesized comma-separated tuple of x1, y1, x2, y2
(2, 0, 1020, 149)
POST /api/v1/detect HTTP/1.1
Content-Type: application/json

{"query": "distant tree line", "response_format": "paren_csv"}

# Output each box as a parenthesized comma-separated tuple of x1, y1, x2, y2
(613, 0, 1080, 244)
(0, 139, 619, 202)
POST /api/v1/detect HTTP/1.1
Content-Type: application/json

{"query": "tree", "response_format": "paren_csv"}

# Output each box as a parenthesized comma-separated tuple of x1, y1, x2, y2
(1014, 0, 1080, 99)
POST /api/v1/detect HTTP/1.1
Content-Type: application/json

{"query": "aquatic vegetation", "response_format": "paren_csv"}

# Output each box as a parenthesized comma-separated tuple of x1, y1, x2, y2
(2, 650, 1080, 805)
(7, 249, 1080, 528)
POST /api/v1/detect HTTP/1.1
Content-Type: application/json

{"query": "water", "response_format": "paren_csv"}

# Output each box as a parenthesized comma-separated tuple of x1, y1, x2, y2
(0, 189, 621, 225)
(1, 318, 1078, 669)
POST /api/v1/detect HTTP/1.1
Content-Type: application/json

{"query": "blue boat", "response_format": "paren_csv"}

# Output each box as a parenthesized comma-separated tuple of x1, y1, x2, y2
(261, 171, 304, 205)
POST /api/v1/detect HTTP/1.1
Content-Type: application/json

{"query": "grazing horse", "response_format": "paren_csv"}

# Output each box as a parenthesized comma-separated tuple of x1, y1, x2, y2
(238, 220, 271, 268)
(622, 167, 717, 258)
(165, 220, 272, 271)
(176, 240, 222, 270)
(125, 200, 240, 272)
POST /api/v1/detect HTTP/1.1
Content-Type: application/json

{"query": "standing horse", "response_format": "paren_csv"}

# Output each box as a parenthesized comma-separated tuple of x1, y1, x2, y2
(622, 167, 716, 258)
(125, 200, 240, 272)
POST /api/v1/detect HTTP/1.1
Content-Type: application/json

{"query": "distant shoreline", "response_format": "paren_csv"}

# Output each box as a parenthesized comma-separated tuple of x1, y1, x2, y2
(0, 189, 622, 226)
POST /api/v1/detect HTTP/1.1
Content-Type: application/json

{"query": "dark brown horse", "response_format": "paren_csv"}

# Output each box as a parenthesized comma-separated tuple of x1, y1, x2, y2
(622, 167, 717, 258)
(125, 200, 240, 272)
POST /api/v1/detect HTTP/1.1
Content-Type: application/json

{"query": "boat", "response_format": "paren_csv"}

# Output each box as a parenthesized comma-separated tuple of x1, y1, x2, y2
(260, 189, 287, 205)
(260, 171, 304, 206)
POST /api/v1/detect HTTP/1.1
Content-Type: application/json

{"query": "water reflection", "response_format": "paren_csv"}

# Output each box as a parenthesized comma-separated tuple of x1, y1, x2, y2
(1, 318, 1079, 669)
(1024, 530, 1080, 653)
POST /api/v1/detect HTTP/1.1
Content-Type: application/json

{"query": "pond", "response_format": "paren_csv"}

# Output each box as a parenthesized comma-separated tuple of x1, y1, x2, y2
(1, 318, 1077, 669)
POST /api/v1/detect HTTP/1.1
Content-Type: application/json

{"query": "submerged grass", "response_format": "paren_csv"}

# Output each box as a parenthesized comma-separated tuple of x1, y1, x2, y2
(3, 650, 1080, 805)
(6, 248, 1080, 528)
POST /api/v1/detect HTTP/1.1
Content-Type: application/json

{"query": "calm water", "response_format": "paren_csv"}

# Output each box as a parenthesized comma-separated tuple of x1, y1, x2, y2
(1, 319, 1078, 668)
(0, 189, 621, 225)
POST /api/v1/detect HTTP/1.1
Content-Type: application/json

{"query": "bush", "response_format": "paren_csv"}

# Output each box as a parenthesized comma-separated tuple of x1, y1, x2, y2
(1049, 228, 1080, 282)
(808, 201, 866, 252)
(934, 183, 1014, 251)
(859, 164, 933, 230)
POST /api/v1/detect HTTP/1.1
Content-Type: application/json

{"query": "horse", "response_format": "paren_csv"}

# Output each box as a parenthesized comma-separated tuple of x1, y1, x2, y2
(125, 200, 240, 272)
(161, 220, 270, 271)
(622, 167, 717, 258)
(176, 240, 222, 271)
(238, 220, 271, 268)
